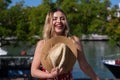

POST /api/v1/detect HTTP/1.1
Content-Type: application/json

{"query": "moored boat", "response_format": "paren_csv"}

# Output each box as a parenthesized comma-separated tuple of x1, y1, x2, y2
(103, 59, 120, 78)
(0, 56, 33, 77)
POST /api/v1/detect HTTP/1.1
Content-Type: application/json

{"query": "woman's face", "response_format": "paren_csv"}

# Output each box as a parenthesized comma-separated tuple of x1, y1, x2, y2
(52, 11, 66, 35)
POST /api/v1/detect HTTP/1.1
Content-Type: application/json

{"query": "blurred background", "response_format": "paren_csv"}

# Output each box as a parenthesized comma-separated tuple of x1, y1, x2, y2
(0, 0, 120, 79)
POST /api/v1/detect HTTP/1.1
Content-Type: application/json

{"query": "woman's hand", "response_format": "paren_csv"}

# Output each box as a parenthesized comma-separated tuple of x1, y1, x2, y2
(48, 67, 63, 78)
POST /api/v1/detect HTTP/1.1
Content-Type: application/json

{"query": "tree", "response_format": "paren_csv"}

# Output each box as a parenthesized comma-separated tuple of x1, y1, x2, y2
(0, 0, 11, 10)
(57, 0, 111, 37)
(105, 17, 120, 47)
(1, 0, 119, 47)
(0, 0, 12, 37)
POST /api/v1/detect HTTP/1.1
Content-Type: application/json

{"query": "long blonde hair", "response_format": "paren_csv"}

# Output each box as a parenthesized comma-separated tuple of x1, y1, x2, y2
(42, 8, 70, 40)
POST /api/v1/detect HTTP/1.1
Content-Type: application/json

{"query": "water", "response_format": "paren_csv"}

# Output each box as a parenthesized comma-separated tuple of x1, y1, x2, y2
(1, 41, 120, 79)
(72, 41, 120, 79)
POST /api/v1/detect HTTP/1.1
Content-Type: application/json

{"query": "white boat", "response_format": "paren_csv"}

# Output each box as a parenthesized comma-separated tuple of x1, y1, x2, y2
(0, 47, 7, 55)
(81, 34, 109, 41)
(102, 58, 120, 78)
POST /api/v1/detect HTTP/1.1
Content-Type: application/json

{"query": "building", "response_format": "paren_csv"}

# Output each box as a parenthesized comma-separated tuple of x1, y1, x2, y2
(115, 3, 120, 17)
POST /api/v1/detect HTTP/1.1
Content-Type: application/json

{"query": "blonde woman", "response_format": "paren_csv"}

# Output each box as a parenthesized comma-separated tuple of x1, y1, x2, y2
(31, 8, 99, 80)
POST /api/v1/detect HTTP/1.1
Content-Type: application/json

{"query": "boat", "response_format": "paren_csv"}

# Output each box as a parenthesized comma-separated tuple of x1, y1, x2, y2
(0, 47, 7, 55)
(102, 59, 120, 78)
(81, 34, 109, 41)
(0, 56, 33, 78)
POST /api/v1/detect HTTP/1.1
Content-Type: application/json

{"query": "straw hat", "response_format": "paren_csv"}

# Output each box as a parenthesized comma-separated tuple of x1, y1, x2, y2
(40, 36, 77, 73)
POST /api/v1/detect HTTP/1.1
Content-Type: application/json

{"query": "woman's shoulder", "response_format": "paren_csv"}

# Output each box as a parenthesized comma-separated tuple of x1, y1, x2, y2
(70, 35, 80, 42)
(37, 39, 45, 46)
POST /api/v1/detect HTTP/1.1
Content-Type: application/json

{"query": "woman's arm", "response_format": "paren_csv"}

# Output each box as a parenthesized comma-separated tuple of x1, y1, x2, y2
(71, 36, 99, 80)
(31, 40, 59, 79)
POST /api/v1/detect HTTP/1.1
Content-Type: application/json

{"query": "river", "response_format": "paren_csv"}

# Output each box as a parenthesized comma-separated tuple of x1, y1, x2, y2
(1, 41, 120, 79)
(72, 41, 120, 79)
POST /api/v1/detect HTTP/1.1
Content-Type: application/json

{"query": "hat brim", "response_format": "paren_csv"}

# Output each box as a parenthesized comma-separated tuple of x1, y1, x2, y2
(40, 36, 77, 72)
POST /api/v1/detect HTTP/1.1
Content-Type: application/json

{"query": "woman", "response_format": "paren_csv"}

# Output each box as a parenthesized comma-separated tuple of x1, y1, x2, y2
(31, 8, 99, 80)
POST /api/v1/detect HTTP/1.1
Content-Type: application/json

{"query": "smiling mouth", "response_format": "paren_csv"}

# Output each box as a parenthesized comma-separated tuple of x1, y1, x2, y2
(56, 24, 63, 27)
(56, 25, 63, 29)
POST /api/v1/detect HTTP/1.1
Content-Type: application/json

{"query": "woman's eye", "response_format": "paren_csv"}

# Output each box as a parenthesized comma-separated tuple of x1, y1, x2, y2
(61, 17, 65, 20)
(53, 17, 65, 21)
(53, 18, 57, 20)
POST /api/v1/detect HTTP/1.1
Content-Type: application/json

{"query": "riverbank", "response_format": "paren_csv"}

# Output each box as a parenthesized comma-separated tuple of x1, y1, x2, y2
(81, 34, 109, 41)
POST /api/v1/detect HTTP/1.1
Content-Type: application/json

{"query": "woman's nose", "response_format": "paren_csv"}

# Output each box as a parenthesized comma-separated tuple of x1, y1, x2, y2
(57, 18, 61, 22)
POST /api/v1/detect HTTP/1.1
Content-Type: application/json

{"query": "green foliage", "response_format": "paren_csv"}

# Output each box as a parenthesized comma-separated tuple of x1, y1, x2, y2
(105, 17, 120, 47)
(0, 0, 120, 47)
(0, 0, 11, 10)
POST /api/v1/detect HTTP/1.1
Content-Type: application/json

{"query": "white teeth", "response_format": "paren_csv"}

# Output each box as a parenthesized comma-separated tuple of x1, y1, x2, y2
(57, 25, 62, 27)
(57, 24, 62, 26)
(56, 25, 61, 27)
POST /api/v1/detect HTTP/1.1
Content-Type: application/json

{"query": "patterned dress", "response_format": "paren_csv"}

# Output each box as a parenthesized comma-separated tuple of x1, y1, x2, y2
(40, 66, 73, 80)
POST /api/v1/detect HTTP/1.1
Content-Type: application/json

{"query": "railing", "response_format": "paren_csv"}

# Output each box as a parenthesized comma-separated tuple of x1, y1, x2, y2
(0, 56, 33, 78)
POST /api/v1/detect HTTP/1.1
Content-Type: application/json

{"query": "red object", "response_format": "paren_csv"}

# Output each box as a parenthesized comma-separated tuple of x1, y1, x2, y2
(21, 50, 27, 56)
(115, 59, 120, 65)
(40, 66, 73, 80)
